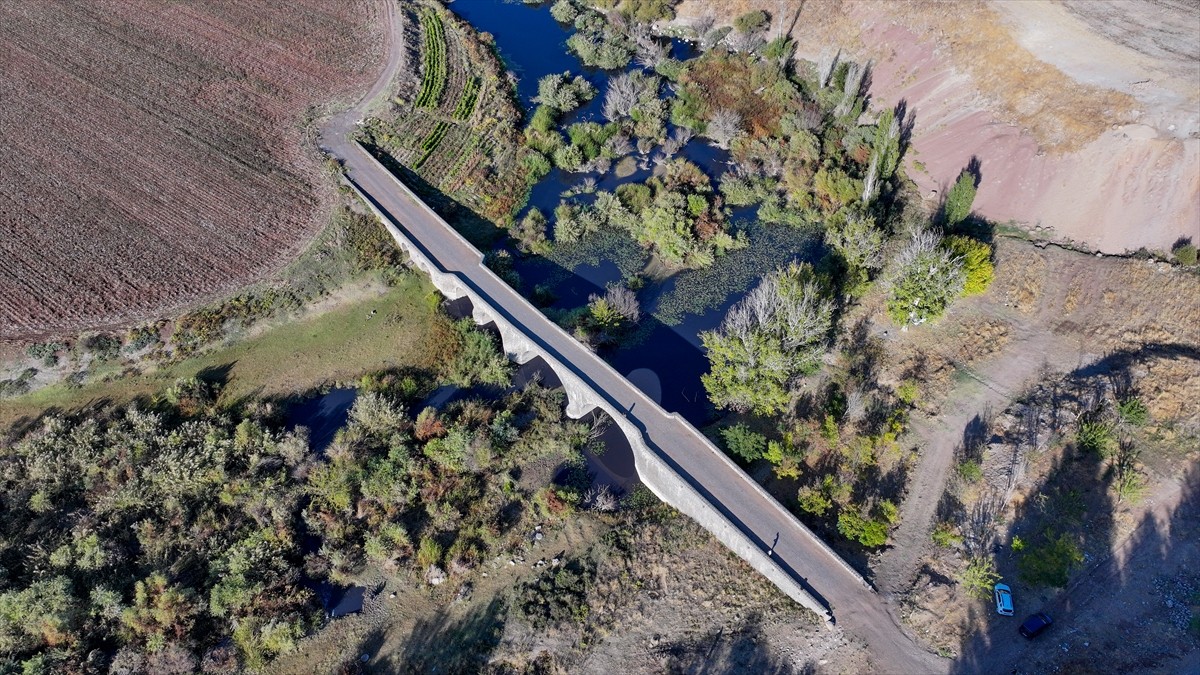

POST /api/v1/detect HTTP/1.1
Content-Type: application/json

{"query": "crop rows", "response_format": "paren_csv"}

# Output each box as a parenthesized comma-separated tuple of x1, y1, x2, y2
(436, 133, 482, 189)
(372, 0, 531, 223)
(415, 8, 446, 108)
(453, 77, 481, 121)
(421, 127, 479, 182)
(413, 121, 451, 170)
(0, 0, 385, 338)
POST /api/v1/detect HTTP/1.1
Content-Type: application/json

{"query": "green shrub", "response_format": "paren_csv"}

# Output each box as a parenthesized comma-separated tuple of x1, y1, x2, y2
(620, 0, 677, 23)
(1076, 418, 1115, 456)
(1172, 242, 1197, 266)
(82, 333, 121, 362)
(958, 557, 1000, 599)
(1116, 396, 1149, 427)
(720, 424, 766, 463)
(957, 459, 983, 483)
(733, 9, 769, 33)
(416, 536, 443, 569)
(798, 486, 832, 516)
(654, 57, 685, 81)
(552, 143, 585, 171)
(1017, 532, 1083, 588)
(931, 522, 963, 548)
(517, 558, 594, 629)
(945, 235, 994, 296)
(837, 507, 890, 547)
(529, 105, 558, 134)
(521, 151, 553, 185)
(447, 320, 512, 388)
(896, 380, 920, 406)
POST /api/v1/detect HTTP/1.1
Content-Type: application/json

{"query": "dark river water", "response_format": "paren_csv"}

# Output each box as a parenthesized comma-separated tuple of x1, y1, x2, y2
(447, 0, 820, 425)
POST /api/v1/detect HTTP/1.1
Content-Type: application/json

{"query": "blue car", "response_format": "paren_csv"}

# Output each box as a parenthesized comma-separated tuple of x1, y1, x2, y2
(994, 583, 1014, 616)
(1019, 612, 1054, 639)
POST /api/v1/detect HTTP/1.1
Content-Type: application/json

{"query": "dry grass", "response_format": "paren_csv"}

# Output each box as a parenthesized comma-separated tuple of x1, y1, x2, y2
(883, 1, 1135, 151)
(0, 275, 444, 433)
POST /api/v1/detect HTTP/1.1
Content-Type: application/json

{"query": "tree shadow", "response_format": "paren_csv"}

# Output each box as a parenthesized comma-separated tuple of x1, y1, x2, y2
(653, 611, 809, 674)
(951, 346, 1200, 673)
(195, 361, 235, 390)
(369, 597, 508, 674)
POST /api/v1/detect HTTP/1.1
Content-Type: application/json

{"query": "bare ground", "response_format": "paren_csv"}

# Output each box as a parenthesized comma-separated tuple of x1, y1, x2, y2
(270, 512, 867, 674)
(842, 237, 1200, 669)
(872, 239, 1199, 592)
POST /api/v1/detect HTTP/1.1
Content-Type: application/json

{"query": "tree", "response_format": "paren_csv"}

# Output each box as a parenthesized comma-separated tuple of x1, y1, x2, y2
(945, 235, 993, 296)
(837, 507, 889, 547)
(0, 577, 82, 653)
(887, 229, 965, 326)
(734, 9, 770, 34)
(534, 72, 597, 113)
(720, 424, 766, 463)
(705, 109, 742, 149)
(603, 71, 639, 121)
(871, 108, 902, 182)
(958, 557, 1001, 599)
(944, 170, 977, 226)
(549, 0, 579, 24)
(826, 213, 885, 293)
(702, 264, 833, 415)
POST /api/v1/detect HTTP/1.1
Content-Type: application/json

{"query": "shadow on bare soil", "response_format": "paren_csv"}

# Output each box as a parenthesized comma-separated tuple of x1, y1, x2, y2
(951, 344, 1200, 673)
(368, 598, 508, 674)
(654, 612, 814, 675)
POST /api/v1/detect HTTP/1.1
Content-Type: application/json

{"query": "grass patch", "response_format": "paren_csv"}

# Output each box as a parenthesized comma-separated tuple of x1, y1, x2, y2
(2, 276, 445, 430)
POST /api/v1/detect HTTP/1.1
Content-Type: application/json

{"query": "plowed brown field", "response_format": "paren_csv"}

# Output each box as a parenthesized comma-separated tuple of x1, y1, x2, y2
(0, 0, 384, 340)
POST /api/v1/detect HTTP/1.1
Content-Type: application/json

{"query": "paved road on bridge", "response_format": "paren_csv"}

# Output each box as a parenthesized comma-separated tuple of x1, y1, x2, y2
(320, 4, 943, 671)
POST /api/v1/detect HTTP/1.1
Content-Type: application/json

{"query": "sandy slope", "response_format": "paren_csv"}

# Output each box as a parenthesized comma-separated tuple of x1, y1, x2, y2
(672, 0, 1200, 253)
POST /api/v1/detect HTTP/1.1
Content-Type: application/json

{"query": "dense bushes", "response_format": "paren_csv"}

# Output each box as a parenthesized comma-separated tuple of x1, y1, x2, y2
(564, 4, 635, 70)
(534, 72, 597, 113)
(733, 10, 770, 34)
(516, 558, 595, 629)
(0, 302, 591, 671)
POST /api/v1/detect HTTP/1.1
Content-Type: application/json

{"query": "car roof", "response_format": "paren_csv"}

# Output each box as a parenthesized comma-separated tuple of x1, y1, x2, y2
(1023, 613, 1050, 626)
